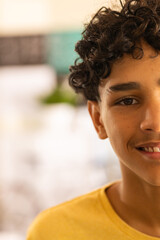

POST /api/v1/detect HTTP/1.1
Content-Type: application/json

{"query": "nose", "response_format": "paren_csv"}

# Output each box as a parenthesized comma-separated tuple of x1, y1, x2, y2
(140, 102, 160, 133)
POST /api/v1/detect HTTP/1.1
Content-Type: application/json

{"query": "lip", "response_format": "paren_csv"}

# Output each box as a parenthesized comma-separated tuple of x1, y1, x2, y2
(135, 142, 160, 160)
(136, 149, 160, 160)
(136, 142, 160, 162)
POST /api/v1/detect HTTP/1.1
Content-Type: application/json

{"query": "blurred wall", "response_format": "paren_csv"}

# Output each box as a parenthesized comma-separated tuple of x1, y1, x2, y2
(0, 0, 121, 239)
(0, 0, 119, 35)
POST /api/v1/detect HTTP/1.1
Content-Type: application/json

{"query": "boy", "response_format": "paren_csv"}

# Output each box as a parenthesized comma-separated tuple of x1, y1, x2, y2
(27, 0, 160, 239)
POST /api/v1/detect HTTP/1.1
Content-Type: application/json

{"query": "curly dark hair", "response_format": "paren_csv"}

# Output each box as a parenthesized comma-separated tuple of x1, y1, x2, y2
(69, 0, 160, 101)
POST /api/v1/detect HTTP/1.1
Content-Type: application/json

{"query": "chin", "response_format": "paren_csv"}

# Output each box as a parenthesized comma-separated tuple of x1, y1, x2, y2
(142, 175, 160, 187)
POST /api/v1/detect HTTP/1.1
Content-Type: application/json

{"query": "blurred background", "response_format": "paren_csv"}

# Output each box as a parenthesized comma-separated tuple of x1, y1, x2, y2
(0, 0, 121, 239)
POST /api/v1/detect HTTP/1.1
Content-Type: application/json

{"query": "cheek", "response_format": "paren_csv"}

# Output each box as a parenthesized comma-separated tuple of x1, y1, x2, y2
(104, 112, 134, 156)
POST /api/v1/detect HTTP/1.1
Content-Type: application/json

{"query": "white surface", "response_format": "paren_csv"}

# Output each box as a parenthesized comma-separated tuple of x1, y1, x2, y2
(0, 232, 22, 240)
(0, 65, 121, 235)
(0, 0, 121, 35)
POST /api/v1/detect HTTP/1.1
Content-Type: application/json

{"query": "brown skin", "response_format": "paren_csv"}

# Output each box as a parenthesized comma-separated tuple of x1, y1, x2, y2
(88, 41, 160, 237)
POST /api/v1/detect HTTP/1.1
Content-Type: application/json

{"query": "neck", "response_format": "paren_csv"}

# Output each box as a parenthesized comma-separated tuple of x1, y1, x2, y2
(120, 163, 160, 216)
(107, 163, 160, 237)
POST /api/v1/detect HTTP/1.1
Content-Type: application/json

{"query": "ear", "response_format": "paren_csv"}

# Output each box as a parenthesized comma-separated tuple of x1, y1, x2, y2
(87, 100, 108, 139)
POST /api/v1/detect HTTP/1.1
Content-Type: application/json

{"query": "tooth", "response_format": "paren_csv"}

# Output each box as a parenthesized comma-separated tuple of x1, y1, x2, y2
(144, 147, 153, 152)
(153, 147, 160, 152)
(144, 147, 148, 152)
(141, 146, 160, 152)
(149, 147, 153, 152)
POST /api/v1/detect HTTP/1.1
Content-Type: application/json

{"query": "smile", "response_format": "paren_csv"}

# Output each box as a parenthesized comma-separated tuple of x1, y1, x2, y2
(138, 147, 160, 153)
(136, 146, 160, 160)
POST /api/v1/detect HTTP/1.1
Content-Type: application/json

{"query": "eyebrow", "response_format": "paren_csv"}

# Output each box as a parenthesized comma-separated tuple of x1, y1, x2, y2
(107, 82, 141, 92)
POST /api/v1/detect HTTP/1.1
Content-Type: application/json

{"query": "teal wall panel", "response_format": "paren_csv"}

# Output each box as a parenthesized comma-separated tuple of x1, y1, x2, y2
(47, 31, 82, 74)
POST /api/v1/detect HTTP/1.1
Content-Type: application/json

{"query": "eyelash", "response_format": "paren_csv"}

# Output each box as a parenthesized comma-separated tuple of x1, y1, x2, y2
(115, 97, 139, 106)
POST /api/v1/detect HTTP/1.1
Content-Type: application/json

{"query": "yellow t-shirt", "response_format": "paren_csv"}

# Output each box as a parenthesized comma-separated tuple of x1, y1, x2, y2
(26, 181, 160, 240)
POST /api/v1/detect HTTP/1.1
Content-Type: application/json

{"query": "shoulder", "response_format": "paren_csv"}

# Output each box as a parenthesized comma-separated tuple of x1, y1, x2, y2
(35, 187, 101, 221)
(26, 187, 104, 240)
(26, 181, 121, 240)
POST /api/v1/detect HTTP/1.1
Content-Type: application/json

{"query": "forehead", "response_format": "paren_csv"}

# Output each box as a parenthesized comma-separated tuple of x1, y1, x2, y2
(100, 42, 160, 89)
(98, 42, 160, 101)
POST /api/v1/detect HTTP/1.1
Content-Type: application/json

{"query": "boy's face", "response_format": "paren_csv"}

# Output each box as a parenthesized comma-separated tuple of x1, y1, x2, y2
(88, 41, 160, 186)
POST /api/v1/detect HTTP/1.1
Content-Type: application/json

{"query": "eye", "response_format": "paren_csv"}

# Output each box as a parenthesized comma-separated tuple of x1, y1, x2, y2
(115, 97, 138, 106)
